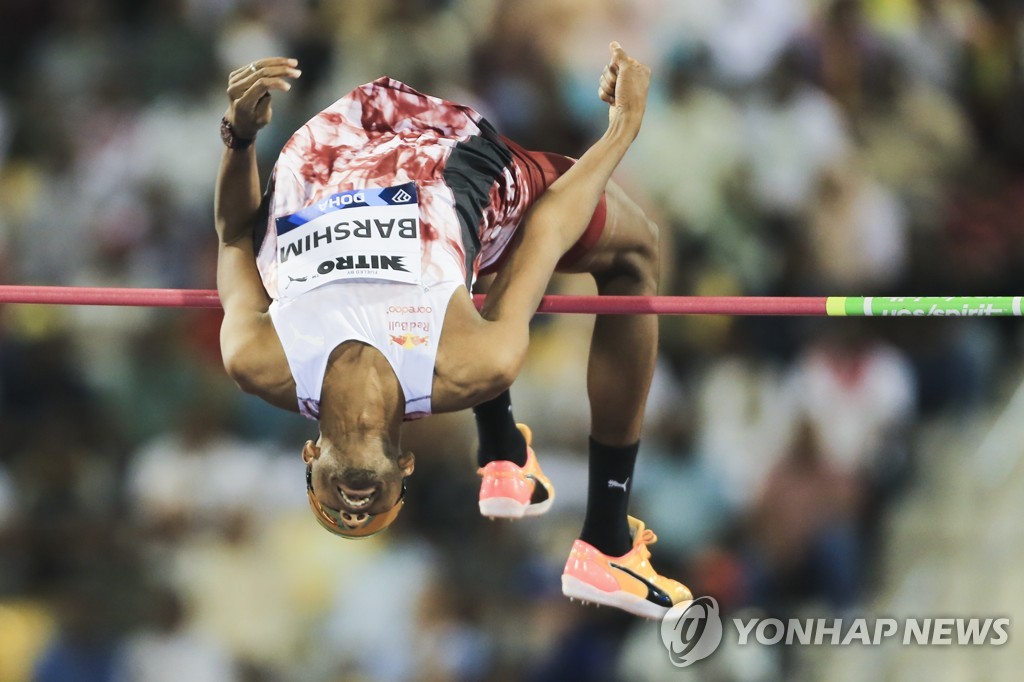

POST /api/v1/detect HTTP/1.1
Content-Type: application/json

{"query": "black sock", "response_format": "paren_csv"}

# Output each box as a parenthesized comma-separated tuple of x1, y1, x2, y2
(579, 437, 638, 557)
(474, 390, 527, 467)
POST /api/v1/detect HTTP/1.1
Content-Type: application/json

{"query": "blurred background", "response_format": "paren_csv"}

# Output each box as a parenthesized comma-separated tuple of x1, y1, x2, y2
(1, 0, 1024, 680)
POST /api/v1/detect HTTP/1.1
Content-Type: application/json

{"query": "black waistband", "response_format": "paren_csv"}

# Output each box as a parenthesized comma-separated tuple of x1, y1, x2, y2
(442, 118, 513, 287)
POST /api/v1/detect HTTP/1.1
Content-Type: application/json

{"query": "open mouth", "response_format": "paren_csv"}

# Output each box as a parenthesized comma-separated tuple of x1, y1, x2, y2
(338, 485, 376, 511)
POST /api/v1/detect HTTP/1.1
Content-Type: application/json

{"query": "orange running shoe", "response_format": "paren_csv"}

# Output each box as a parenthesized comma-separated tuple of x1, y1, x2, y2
(477, 424, 555, 519)
(561, 516, 693, 619)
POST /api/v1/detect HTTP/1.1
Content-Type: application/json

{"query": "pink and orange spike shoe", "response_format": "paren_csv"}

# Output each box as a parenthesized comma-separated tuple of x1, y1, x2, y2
(477, 424, 555, 519)
(561, 516, 693, 619)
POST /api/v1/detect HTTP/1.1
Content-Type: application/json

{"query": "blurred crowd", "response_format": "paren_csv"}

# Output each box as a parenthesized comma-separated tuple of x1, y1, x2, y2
(1, 0, 1023, 680)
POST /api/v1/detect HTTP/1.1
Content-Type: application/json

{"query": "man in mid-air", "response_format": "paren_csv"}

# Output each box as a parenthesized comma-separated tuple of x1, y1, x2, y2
(213, 42, 691, 619)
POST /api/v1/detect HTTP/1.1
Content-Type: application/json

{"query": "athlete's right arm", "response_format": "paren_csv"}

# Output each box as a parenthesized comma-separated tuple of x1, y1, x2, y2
(478, 42, 650, 326)
(215, 58, 302, 412)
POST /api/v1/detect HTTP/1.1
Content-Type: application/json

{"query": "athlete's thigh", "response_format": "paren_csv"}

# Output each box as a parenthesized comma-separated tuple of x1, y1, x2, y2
(556, 180, 658, 277)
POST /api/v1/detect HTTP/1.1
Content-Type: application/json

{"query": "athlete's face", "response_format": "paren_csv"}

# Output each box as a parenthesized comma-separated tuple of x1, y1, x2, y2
(302, 437, 414, 519)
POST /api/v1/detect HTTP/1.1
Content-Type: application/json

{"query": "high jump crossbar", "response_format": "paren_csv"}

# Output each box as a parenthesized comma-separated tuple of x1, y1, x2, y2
(0, 286, 1020, 317)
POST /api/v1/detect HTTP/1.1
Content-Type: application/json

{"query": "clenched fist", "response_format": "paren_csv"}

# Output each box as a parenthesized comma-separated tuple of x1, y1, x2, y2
(597, 42, 651, 139)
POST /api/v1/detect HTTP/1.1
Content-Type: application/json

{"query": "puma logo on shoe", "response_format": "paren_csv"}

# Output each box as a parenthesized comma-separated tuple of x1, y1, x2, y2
(607, 477, 629, 492)
(609, 562, 673, 607)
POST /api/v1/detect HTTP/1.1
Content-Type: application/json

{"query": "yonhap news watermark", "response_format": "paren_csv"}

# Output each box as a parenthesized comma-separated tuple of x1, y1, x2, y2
(661, 597, 1011, 668)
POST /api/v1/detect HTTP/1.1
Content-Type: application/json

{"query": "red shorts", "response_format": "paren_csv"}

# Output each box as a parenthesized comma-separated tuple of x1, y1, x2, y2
(477, 136, 608, 277)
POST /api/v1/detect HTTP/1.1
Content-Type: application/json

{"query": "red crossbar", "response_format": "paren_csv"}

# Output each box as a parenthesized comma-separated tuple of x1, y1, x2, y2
(0, 286, 829, 315)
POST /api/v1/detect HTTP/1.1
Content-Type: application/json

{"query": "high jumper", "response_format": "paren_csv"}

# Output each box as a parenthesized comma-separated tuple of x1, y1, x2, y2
(213, 42, 689, 619)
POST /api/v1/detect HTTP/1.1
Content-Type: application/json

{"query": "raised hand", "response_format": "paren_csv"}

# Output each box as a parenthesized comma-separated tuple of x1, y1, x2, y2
(224, 57, 302, 140)
(597, 42, 651, 139)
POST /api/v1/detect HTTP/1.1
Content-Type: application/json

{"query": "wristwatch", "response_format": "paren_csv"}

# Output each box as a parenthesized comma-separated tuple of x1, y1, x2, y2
(220, 117, 255, 149)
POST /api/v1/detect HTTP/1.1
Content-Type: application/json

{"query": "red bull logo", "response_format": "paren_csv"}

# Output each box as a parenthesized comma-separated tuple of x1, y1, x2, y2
(389, 334, 429, 349)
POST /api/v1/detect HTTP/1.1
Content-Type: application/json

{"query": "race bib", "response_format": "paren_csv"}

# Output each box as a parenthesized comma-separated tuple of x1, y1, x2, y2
(275, 183, 421, 299)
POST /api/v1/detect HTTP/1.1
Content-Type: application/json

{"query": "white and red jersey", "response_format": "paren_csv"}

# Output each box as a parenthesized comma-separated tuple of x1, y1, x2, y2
(255, 77, 605, 420)
(257, 76, 520, 298)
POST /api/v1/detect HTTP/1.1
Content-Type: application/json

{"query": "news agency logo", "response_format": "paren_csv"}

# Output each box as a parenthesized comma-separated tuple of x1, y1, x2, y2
(659, 601, 1011, 668)
(660, 596, 724, 667)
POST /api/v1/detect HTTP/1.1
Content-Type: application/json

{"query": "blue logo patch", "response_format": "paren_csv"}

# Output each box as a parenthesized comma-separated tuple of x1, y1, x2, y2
(277, 182, 418, 236)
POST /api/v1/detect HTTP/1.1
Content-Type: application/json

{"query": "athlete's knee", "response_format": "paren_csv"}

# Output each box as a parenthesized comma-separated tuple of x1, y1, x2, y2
(636, 215, 660, 278)
(599, 215, 660, 293)
(490, 339, 527, 392)
(480, 325, 528, 394)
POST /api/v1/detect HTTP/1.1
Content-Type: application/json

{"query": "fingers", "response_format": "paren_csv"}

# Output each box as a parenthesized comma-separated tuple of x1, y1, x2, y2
(607, 41, 647, 75)
(598, 67, 616, 104)
(604, 42, 651, 85)
(227, 58, 301, 101)
(598, 41, 634, 104)
(237, 77, 293, 111)
(228, 67, 300, 101)
(609, 40, 627, 66)
(229, 57, 297, 80)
